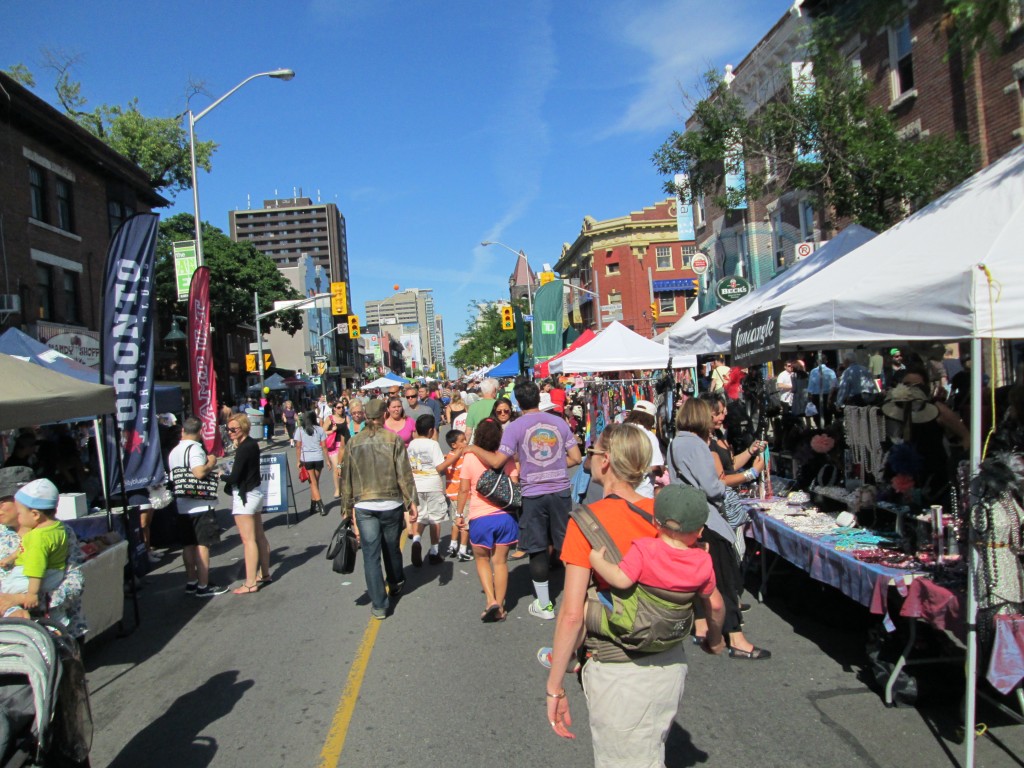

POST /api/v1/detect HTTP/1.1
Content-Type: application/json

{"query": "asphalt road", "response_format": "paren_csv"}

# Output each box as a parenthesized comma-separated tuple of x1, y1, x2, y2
(80, 436, 1024, 768)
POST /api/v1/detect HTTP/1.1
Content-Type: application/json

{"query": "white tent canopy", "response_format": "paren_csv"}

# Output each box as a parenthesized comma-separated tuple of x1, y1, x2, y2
(667, 223, 877, 355)
(550, 321, 697, 374)
(707, 146, 1024, 349)
(361, 376, 403, 390)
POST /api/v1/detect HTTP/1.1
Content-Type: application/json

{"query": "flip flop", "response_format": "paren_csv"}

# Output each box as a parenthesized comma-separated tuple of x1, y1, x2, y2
(233, 583, 259, 595)
(481, 604, 502, 622)
(728, 646, 772, 660)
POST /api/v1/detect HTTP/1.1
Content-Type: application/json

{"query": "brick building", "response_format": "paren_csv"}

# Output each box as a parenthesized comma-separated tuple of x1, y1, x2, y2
(553, 199, 697, 338)
(684, 0, 1024, 312)
(0, 72, 167, 361)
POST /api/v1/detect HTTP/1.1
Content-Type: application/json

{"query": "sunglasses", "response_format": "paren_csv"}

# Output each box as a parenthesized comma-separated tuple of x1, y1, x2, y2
(585, 448, 606, 456)
(495, 408, 511, 415)
(227, 426, 243, 433)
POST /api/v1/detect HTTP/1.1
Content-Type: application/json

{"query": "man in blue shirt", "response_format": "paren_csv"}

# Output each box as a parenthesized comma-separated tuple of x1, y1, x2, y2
(807, 358, 837, 427)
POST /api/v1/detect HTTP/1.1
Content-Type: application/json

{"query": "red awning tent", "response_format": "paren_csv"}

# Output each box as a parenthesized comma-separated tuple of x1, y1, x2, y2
(534, 330, 596, 378)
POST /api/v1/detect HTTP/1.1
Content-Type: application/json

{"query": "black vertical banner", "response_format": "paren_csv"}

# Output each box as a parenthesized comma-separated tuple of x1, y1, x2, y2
(101, 213, 166, 497)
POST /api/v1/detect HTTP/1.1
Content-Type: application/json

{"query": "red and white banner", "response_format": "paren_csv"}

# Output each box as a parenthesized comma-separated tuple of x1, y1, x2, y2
(188, 266, 223, 456)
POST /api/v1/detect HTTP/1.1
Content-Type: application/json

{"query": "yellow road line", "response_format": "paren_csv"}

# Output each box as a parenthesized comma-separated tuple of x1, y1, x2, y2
(319, 532, 409, 767)
(318, 616, 381, 767)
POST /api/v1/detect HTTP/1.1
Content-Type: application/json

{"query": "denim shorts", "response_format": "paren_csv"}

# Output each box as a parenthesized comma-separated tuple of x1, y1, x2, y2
(468, 512, 519, 550)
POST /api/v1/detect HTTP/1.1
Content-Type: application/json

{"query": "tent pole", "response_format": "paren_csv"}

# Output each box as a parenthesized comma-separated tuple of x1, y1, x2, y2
(92, 418, 113, 532)
(964, 335, 982, 768)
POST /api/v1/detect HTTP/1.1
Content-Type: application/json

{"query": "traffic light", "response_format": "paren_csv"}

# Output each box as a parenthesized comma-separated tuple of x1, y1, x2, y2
(245, 353, 274, 373)
(348, 314, 361, 338)
(650, 302, 658, 321)
(501, 305, 514, 330)
(330, 281, 348, 316)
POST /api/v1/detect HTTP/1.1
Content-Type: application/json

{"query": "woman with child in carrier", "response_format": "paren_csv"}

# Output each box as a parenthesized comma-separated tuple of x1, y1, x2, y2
(543, 423, 726, 767)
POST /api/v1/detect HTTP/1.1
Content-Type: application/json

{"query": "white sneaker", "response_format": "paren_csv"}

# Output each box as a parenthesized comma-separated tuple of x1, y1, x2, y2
(528, 599, 555, 620)
(146, 551, 162, 564)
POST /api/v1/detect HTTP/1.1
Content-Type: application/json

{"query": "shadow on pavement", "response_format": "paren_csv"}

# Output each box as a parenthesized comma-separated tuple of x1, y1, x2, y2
(665, 722, 710, 766)
(105, 670, 254, 768)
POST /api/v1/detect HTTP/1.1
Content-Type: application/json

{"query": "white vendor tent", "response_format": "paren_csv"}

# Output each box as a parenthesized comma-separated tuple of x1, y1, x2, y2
(550, 321, 697, 374)
(726, 146, 1024, 348)
(666, 223, 876, 355)
(0, 352, 115, 429)
(361, 376, 402, 390)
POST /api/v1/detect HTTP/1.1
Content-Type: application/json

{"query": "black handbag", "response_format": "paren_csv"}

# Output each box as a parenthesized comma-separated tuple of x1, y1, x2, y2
(169, 445, 218, 500)
(476, 468, 522, 510)
(327, 519, 359, 574)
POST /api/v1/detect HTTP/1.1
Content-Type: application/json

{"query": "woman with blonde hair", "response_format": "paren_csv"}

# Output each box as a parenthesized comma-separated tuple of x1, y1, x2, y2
(223, 413, 272, 594)
(543, 423, 725, 765)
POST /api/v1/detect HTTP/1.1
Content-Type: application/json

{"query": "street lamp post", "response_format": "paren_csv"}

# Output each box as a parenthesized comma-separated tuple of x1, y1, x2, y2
(253, 290, 331, 388)
(188, 68, 295, 266)
(481, 240, 534, 316)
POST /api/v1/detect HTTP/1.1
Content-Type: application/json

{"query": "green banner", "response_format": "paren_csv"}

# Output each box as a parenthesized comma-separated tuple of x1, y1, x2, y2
(173, 240, 198, 301)
(532, 279, 564, 361)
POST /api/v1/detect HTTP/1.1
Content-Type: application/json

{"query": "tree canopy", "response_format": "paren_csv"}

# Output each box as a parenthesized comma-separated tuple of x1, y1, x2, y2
(652, 18, 976, 233)
(5, 55, 215, 199)
(450, 301, 523, 373)
(155, 214, 303, 334)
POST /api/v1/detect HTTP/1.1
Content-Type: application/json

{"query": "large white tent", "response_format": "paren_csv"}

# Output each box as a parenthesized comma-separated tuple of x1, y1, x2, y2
(667, 223, 877, 355)
(692, 146, 1024, 350)
(0, 353, 115, 429)
(550, 321, 697, 374)
(361, 376, 402, 390)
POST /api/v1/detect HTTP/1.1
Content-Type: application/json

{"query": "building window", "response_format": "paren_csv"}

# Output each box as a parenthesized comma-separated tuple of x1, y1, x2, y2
(772, 208, 785, 268)
(62, 271, 79, 324)
(108, 199, 134, 236)
(29, 164, 47, 222)
(56, 179, 74, 232)
(605, 262, 620, 276)
(799, 199, 816, 242)
(659, 295, 676, 315)
(888, 17, 915, 99)
(655, 246, 672, 269)
(695, 194, 706, 228)
(36, 264, 54, 320)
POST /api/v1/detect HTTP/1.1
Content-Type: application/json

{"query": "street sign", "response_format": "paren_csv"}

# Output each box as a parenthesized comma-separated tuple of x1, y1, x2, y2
(173, 241, 197, 301)
(715, 276, 752, 304)
(691, 253, 709, 275)
(599, 304, 619, 311)
(314, 355, 328, 363)
(793, 242, 815, 261)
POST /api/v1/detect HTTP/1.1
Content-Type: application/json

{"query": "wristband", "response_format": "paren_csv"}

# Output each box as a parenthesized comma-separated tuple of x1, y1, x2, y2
(546, 689, 566, 699)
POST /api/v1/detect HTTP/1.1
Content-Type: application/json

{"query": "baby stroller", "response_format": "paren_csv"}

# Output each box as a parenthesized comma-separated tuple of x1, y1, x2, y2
(0, 619, 91, 768)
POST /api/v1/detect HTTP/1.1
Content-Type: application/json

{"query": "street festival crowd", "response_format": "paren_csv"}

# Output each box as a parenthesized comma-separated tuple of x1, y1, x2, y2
(5, 343, 1024, 767)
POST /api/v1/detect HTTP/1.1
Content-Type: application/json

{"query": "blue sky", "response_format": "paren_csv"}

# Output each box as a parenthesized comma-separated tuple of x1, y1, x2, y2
(5, 0, 793, 369)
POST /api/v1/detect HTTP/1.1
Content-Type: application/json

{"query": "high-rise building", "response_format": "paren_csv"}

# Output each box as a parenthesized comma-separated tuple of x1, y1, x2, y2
(364, 288, 444, 374)
(228, 196, 360, 381)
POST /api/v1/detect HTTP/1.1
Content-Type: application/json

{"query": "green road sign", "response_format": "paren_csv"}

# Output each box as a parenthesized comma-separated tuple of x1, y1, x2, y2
(173, 240, 198, 301)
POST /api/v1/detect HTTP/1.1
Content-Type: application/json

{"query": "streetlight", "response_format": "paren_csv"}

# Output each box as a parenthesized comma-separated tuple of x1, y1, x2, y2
(253, 290, 331, 388)
(188, 68, 295, 266)
(481, 240, 534, 316)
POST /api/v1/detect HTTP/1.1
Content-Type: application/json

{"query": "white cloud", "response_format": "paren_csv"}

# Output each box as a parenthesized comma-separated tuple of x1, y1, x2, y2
(601, 0, 782, 137)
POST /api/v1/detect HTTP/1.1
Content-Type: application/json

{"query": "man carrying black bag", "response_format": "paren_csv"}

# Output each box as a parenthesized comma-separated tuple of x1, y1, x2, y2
(168, 417, 228, 597)
(339, 399, 418, 620)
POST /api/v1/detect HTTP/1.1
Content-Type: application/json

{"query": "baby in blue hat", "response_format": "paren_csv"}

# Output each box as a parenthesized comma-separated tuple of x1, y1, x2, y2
(0, 479, 69, 613)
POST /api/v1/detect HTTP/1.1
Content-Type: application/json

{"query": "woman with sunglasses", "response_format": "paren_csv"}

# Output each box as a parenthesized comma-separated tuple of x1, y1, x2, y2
(323, 402, 350, 501)
(493, 396, 515, 430)
(223, 414, 271, 594)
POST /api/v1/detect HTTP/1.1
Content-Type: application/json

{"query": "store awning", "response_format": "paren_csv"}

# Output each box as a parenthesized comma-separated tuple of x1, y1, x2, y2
(653, 279, 695, 293)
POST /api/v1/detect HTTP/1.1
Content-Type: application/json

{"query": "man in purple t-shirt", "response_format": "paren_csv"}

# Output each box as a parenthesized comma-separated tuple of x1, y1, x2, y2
(468, 380, 582, 620)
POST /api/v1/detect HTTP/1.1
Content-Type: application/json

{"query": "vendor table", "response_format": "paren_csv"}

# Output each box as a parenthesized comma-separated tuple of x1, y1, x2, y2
(79, 540, 127, 642)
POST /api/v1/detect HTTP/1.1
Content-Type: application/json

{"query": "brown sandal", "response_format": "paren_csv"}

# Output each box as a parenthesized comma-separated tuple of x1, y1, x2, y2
(233, 583, 259, 595)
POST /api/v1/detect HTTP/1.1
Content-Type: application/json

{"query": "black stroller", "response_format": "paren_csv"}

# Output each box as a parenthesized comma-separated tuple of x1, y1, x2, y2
(0, 619, 92, 768)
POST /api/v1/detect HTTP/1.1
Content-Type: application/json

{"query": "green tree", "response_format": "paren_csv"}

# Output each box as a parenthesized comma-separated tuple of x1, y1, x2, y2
(450, 301, 522, 373)
(155, 213, 303, 333)
(5, 54, 215, 199)
(652, 20, 976, 233)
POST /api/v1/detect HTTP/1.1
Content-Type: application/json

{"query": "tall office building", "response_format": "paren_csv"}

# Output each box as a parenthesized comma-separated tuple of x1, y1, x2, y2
(229, 196, 360, 378)
(364, 288, 444, 374)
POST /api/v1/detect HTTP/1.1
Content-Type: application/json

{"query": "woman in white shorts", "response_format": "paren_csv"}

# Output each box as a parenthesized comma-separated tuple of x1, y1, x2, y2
(223, 414, 271, 594)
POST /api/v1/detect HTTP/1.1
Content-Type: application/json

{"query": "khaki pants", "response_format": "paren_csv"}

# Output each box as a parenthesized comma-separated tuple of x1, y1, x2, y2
(582, 643, 687, 768)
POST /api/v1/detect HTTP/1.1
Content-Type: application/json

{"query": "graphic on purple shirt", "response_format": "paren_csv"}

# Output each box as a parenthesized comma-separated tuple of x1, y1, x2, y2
(498, 412, 574, 496)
